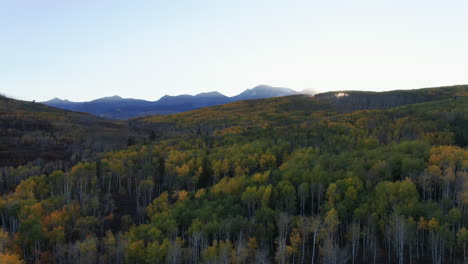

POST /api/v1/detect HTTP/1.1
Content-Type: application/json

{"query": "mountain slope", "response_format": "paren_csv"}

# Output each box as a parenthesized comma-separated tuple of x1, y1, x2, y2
(231, 84, 298, 100)
(0, 96, 138, 167)
(314, 84, 468, 111)
(136, 85, 468, 135)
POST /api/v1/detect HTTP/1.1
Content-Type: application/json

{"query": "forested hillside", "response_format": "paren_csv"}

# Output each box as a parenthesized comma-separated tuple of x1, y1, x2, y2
(0, 86, 467, 263)
(0, 95, 145, 187)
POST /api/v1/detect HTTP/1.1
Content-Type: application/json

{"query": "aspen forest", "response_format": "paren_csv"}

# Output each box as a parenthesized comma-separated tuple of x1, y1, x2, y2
(0, 85, 467, 264)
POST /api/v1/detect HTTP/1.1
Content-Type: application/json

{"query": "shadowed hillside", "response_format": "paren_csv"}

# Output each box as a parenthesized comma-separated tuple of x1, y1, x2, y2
(0, 96, 139, 167)
(315, 85, 468, 111)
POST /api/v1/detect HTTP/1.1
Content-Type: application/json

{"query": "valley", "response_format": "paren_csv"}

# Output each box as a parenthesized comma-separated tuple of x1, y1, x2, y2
(0, 85, 467, 263)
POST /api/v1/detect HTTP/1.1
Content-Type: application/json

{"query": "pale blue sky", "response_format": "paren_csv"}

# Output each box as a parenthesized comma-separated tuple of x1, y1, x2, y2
(1, 0, 467, 101)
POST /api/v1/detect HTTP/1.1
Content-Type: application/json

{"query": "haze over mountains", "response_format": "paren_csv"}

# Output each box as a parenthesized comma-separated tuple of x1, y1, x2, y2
(43, 85, 303, 119)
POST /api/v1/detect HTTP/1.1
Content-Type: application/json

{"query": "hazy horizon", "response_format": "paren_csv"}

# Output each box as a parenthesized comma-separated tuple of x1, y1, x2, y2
(21, 83, 463, 103)
(2, 0, 467, 102)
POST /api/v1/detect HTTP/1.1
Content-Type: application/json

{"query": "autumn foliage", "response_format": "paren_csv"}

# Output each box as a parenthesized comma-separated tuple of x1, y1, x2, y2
(0, 86, 467, 263)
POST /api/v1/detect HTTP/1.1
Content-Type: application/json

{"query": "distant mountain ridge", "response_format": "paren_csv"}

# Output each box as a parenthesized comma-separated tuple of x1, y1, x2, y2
(45, 98, 76, 105)
(42, 85, 301, 119)
(231, 84, 298, 100)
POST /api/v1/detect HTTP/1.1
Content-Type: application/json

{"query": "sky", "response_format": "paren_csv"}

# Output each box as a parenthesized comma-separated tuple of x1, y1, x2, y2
(1, 0, 467, 102)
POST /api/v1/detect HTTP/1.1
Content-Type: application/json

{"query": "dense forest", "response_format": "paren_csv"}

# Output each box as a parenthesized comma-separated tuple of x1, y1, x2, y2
(0, 85, 467, 263)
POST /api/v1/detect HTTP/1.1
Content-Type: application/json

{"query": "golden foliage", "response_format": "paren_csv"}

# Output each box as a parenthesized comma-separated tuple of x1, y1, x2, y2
(0, 252, 24, 264)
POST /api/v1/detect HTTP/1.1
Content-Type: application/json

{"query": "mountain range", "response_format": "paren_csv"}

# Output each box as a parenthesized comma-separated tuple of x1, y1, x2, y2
(43, 85, 304, 119)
